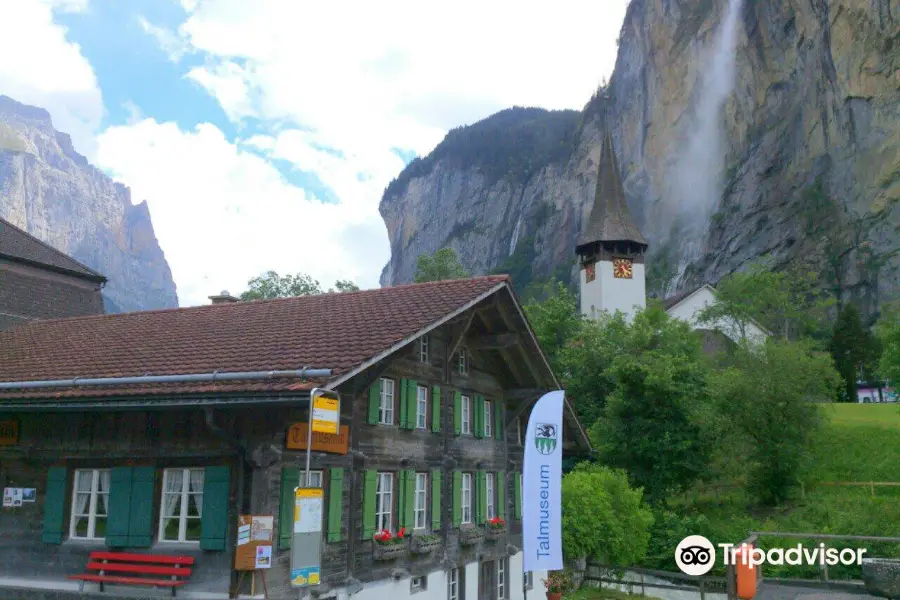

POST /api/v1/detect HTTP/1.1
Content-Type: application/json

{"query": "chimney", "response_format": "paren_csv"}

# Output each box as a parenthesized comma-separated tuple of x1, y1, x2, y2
(209, 290, 239, 305)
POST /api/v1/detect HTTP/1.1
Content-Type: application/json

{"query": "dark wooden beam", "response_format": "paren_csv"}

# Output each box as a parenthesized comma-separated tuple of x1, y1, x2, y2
(495, 300, 544, 387)
(446, 310, 475, 362)
(504, 388, 549, 401)
(468, 332, 520, 350)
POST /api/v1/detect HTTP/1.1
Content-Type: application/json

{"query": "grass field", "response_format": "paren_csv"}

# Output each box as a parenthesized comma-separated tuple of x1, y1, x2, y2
(564, 588, 662, 600)
(646, 403, 900, 579)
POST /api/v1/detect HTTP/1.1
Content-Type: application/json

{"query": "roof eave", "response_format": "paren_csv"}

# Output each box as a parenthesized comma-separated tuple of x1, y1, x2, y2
(0, 391, 313, 412)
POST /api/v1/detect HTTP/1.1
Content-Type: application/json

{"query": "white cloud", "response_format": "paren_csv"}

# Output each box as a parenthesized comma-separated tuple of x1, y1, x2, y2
(95, 119, 391, 306)
(0, 0, 103, 158)
(137, 16, 192, 62)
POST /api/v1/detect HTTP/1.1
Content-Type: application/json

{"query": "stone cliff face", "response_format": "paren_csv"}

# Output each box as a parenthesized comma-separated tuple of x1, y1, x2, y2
(0, 96, 178, 312)
(380, 0, 900, 318)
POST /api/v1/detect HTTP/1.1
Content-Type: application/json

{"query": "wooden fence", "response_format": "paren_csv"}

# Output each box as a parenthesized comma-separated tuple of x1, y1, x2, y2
(681, 480, 900, 501)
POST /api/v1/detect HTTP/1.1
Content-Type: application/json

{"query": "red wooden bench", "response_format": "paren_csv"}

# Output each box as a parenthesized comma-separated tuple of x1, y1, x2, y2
(68, 551, 195, 597)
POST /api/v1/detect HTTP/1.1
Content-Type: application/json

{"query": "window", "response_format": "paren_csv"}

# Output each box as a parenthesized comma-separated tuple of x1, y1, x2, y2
(497, 558, 508, 599)
(379, 378, 395, 425)
(484, 400, 493, 437)
(516, 417, 523, 445)
(485, 473, 495, 520)
(70, 469, 110, 540)
(160, 468, 204, 543)
(524, 571, 533, 590)
(461, 395, 471, 435)
(376, 472, 393, 532)
(457, 348, 469, 375)
(448, 568, 461, 600)
(414, 472, 428, 529)
(298, 470, 323, 488)
(461, 473, 472, 524)
(411, 575, 427, 593)
(416, 385, 428, 429)
(419, 335, 429, 363)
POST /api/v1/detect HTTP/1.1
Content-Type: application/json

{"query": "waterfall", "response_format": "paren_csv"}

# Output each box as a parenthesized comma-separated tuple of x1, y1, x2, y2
(669, 0, 745, 284)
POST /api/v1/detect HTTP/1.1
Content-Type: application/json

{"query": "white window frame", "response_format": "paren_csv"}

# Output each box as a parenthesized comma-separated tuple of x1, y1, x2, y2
(448, 568, 460, 600)
(461, 395, 471, 435)
(416, 385, 428, 429)
(159, 468, 204, 543)
(497, 558, 508, 599)
(484, 400, 493, 437)
(461, 473, 473, 524)
(379, 378, 395, 425)
(69, 468, 110, 541)
(419, 335, 429, 363)
(524, 571, 533, 590)
(516, 417, 522, 445)
(411, 575, 427, 593)
(376, 472, 393, 532)
(486, 473, 495, 520)
(457, 348, 469, 375)
(414, 472, 428, 530)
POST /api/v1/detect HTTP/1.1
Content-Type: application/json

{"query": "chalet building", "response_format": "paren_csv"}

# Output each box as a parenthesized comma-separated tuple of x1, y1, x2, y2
(0, 217, 106, 330)
(0, 275, 590, 600)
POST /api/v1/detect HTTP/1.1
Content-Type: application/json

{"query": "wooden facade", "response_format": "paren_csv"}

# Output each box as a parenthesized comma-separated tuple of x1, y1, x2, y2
(0, 281, 589, 600)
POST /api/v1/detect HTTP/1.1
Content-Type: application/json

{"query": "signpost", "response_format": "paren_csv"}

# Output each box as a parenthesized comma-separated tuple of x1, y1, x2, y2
(291, 388, 340, 595)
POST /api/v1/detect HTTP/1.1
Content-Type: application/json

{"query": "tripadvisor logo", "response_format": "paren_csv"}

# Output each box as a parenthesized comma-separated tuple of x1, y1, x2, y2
(534, 423, 557, 455)
(676, 535, 716, 576)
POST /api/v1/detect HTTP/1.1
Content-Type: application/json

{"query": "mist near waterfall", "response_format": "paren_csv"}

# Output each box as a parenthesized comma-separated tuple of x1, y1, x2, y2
(665, 0, 745, 284)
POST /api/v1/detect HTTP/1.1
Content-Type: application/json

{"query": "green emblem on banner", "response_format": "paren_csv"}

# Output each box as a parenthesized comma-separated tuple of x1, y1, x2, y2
(534, 423, 557, 455)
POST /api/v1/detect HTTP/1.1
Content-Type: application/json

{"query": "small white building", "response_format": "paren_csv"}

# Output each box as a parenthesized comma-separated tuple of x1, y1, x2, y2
(663, 284, 770, 345)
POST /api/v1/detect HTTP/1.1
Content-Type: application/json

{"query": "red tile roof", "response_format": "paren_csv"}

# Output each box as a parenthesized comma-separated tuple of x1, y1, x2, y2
(0, 217, 106, 281)
(0, 276, 510, 400)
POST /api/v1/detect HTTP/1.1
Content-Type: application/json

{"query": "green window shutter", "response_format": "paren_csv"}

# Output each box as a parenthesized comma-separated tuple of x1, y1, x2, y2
(403, 469, 415, 529)
(497, 471, 505, 520)
(494, 402, 504, 440)
(200, 465, 231, 550)
(399, 378, 409, 428)
(453, 392, 462, 435)
(397, 471, 406, 528)
(474, 395, 484, 438)
(475, 470, 484, 524)
(368, 379, 382, 425)
(127, 467, 155, 547)
(452, 471, 461, 526)
(106, 467, 133, 548)
(362, 470, 377, 539)
(431, 385, 441, 433)
(42, 466, 68, 544)
(279, 466, 300, 550)
(406, 379, 419, 429)
(431, 470, 442, 532)
(514, 474, 522, 520)
(327, 468, 344, 543)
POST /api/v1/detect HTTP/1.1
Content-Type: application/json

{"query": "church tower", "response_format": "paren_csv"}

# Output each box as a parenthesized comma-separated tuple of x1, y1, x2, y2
(576, 132, 649, 322)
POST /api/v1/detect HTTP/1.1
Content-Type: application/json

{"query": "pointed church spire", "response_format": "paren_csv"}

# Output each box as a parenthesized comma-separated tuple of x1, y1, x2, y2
(576, 132, 647, 253)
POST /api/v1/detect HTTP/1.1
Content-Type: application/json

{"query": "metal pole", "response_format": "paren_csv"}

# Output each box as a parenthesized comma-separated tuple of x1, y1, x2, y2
(305, 388, 319, 488)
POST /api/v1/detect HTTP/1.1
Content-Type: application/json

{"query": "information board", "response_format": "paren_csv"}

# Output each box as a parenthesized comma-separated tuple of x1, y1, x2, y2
(234, 515, 274, 571)
(290, 488, 323, 587)
(311, 394, 340, 434)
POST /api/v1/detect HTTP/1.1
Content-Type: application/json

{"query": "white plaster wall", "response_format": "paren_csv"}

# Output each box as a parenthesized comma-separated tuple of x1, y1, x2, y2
(330, 552, 543, 600)
(580, 261, 646, 323)
(666, 287, 767, 345)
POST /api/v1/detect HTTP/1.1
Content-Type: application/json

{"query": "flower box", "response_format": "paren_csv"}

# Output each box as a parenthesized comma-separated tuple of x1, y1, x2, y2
(373, 541, 407, 561)
(411, 534, 442, 555)
(485, 526, 506, 541)
(459, 526, 485, 546)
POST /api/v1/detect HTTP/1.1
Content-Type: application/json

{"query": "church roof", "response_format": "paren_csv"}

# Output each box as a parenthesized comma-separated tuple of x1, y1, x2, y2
(577, 131, 648, 251)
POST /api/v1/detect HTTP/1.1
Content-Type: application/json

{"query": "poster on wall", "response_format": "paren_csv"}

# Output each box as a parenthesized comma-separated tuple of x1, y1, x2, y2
(11, 488, 22, 506)
(22, 489, 36, 503)
(2, 488, 12, 507)
(255, 545, 272, 569)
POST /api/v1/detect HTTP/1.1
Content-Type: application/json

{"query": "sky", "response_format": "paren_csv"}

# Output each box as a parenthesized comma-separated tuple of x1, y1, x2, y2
(0, 0, 629, 307)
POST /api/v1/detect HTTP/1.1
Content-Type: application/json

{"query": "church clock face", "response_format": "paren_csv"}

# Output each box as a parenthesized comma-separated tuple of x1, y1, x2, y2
(613, 257, 633, 279)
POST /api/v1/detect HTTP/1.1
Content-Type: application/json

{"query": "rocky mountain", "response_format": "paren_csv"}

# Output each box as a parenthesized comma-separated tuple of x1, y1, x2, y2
(0, 95, 177, 312)
(380, 0, 899, 320)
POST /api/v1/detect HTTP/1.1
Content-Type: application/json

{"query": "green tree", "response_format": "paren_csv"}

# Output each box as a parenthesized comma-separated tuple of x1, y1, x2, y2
(561, 463, 654, 564)
(709, 339, 839, 505)
(523, 280, 584, 373)
(697, 262, 834, 342)
(413, 248, 469, 283)
(877, 311, 900, 386)
(591, 306, 712, 503)
(830, 303, 880, 401)
(333, 280, 360, 293)
(240, 271, 359, 300)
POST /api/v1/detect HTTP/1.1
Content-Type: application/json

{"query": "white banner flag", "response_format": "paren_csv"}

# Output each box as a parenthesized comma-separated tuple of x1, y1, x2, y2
(522, 389, 564, 572)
